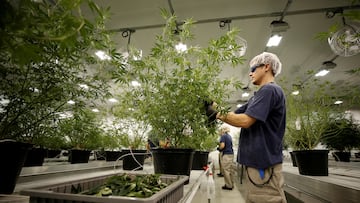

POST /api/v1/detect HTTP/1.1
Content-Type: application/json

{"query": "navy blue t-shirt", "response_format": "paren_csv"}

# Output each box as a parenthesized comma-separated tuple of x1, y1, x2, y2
(235, 82, 286, 169)
(219, 133, 234, 155)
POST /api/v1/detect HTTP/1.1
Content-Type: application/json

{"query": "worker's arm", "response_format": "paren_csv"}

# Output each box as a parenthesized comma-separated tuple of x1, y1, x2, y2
(219, 142, 225, 150)
(217, 112, 256, 128)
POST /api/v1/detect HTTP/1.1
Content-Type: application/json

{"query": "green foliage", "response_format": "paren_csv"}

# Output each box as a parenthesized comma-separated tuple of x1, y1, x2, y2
(184, 130, 219, 151)
(112, 118, 149, 150)
(281, 76, 360, 150)
(315, 24, 340, 41)
(56, 108, 104, 150)
(101, 129, 121, 150)
(30, 122, 68, 149)
(113, 9, 245, 148)
(77, 174, 169, 198)
(0, 0, 125, 142)
(321, 116, 360, 152)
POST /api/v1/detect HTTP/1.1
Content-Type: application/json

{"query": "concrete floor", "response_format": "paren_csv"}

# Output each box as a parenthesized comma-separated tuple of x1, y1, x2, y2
(191, 169, 246, 203)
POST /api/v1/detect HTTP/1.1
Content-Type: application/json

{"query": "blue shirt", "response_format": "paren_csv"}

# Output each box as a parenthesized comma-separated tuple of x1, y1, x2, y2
(219, 133, 234, 155)
(235, 82, 286, 169)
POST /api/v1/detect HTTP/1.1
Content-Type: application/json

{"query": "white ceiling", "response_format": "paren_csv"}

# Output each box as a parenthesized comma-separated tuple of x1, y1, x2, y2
(89, 0, 360, 109)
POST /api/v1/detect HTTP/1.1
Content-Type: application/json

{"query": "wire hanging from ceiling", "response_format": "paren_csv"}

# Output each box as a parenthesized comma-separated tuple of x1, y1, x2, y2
(122, 29, 135, 53)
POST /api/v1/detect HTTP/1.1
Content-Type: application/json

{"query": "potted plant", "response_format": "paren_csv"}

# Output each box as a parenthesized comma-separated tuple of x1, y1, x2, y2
(0, 0, 128, 193)
(112, 118, 149, 171)
(36, 124, 68, 158)
(321, 115, 360, 162)
(188, 131, 218, 170)
(98, 129, 122, 162)
(113, 9, 245, 178)
(24, 121, 69, 166)
(282, 74, 359, 175)
(56, 108, 105, 164)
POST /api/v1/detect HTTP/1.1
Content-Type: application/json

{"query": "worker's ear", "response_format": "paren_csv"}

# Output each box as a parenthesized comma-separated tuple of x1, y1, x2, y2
(264, 64, 271, 71)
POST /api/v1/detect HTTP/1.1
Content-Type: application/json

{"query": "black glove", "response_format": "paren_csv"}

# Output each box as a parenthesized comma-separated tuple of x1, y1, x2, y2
(204, 101, 218, 124)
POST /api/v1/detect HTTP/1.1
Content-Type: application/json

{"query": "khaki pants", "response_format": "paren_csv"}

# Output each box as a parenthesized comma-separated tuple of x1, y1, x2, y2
(219, 151, 224, 175)
(245, 163, 287, 203)
(222, 154, 234, 188)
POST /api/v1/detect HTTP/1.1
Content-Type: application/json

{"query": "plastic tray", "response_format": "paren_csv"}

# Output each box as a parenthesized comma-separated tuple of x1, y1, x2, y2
(0, 195, 29, 203)
(20, 173, 188, 203)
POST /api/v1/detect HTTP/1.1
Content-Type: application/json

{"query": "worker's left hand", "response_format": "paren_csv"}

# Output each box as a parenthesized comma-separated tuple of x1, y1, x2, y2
(205, 101, 218, 124)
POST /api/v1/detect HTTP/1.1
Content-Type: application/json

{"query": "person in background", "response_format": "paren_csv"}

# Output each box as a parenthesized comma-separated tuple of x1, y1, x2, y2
(217, 133, 225, 177)
(206, 52, 287, 202)
(145, 139, 157, 159)
(218, 125, 234, 190)
(159, 137, 171, 148)
(146, 139, 157, 151)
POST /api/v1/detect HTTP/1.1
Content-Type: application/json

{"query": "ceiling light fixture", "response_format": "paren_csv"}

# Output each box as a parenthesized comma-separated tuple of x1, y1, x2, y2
(131, 80, 141, 87)
(315, 69, 330, 77)
(242, 92, 250, 98)
(29, 87, 39, 93)
(0, 96, 10, 106)
(175, 42, 187, 53)
(267, 34, 283, 47)
(334, 100, 343, 105)
(79, 84, 89, 90)
(95, 50, 111, 61)
(108, 98, 118, 103)
(67, 100, 75, 105)
(266, 20, 289, 47)
(57, 111, 73, 119)
(314, 60, 337, 77)
(92, 108, 99, 112)
(322, 60, 337, 69)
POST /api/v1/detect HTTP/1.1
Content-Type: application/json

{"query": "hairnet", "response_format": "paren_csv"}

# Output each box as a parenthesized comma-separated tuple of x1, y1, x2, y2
(249, 52, 282, 77)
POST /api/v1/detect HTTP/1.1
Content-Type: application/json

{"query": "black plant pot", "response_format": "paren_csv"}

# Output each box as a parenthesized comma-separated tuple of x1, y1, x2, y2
(46, 149, 62, 158)
(355, 152, 360, 158)
(93, 150, 106, 160)
(105, 150, 123, 162)
(152, 148, 195, 184)
(23, 147, 46, 167)
(332, 151, 351, 162)
(292, 150, 329, 176)
(192, 150, 209, 170)
(0, 140, 32, 194)
(122, 149, 147, 170)
(68, 149, 91, 164)
(289, 151, 297, 167)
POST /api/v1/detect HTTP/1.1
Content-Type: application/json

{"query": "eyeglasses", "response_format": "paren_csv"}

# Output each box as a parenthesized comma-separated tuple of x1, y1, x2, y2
(250, 64, 265, 73)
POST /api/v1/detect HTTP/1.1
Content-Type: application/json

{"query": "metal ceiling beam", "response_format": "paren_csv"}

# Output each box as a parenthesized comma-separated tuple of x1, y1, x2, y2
(109, 5, 360, 32)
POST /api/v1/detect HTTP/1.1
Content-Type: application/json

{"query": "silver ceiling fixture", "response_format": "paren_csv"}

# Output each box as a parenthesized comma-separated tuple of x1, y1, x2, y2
(219, 19, 247, 57)
(266, 0, 292, 48)
(328, 17, 360, 57)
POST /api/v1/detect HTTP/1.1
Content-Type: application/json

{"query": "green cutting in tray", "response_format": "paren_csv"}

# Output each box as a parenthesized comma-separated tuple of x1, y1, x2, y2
(76, 174, 171, 198)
